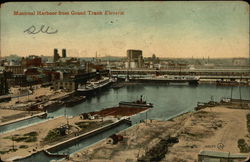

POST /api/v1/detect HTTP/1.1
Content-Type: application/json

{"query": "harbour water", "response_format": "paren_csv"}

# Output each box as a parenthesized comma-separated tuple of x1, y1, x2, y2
(51, 83, 250, 120)
(1, 84, 249, 134)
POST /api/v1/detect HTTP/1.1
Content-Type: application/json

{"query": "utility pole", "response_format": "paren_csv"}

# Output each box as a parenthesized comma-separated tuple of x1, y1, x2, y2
(230, 86, 233, 99)
(12, 135, 15, 151)
(239, 85, 242, 108)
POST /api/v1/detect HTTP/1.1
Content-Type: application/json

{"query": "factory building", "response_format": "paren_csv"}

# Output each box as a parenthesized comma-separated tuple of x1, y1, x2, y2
(126, 49, 144, 69)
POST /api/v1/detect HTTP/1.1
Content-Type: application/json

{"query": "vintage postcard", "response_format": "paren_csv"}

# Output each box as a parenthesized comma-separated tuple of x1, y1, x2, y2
(0, 1, 250, 161)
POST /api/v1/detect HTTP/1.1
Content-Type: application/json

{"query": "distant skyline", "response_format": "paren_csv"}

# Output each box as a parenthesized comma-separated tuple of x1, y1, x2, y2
(1, 1, 249, 58)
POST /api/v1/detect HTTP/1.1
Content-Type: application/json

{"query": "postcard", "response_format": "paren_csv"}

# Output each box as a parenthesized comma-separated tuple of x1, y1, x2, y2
(0, 1, 249, 162)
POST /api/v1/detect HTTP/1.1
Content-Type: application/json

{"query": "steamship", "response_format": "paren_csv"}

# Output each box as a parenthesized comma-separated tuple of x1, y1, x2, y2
(130, 75, 200, 85)
(77, 77, 113, 95)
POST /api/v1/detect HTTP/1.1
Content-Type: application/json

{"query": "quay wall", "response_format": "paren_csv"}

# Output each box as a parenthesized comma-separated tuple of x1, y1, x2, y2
(0, 112, 46, 127)
(46, 119, 131, 153)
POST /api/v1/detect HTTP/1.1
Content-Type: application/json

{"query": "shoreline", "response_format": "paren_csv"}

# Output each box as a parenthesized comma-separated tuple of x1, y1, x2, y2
(64, 104, 250, 161)
(0, 112, 46, 127)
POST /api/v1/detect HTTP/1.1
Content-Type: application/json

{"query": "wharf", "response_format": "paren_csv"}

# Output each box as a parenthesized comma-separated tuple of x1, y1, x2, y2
(45, 118, 131, 152)
(9, 119, 131, 162)
(0, 111, 46, 127)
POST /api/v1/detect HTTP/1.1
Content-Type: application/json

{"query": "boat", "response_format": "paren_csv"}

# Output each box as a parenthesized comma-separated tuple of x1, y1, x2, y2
(0, 94, 11, 103)
(77, 77, 113, 94)
(42, 100, 64, 111)
(216, 80, 248, 86)
(130, 75, 200, 85)
(111, 83, 124, 89)
(64, 96, 86, 107)
(119, 95, 153, 108)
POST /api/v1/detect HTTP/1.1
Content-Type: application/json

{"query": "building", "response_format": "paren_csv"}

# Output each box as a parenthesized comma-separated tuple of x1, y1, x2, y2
(53, 79, 76, 92)
(0, 71, 12, 95)
(26, 55, 42, 67)
(5, 65, 24, 74)
(21, 55, 42, 68)
(62, 49, 67, 58)
(126, 49, 144, 69)
(232, 58, 248, 66)
(54, 48, 60, 62)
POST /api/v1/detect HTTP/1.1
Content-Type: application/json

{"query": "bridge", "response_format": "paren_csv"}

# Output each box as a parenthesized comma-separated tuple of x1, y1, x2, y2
(110, 68, 250, 80)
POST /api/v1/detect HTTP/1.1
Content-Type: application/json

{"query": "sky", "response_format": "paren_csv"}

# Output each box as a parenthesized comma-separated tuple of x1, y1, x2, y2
(1, 1, 249, 58)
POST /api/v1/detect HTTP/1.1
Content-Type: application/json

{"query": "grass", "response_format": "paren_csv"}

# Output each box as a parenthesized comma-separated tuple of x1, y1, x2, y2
(75, 122, 91, 129)
(0, 150, 8, 154)
(42, 121, 113, 145)
(0, 148, 18, 155)
(238, 138, 249, 153)
(4, 131, 38, 143)
(24, 131, 38, 136)
(19, 145, 28, 149)
(246, 114, 250, 134)
(44, 129, 61, 142)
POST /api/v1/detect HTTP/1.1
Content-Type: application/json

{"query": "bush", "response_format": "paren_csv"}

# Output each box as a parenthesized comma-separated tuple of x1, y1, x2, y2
(19, 145, 28, 149)
(238, 139, 249, 153)
(24, 131, 38, 137)
(8, 131, 38, 143)
(25, 136, 37, 142)
(44, 129, 60, 141)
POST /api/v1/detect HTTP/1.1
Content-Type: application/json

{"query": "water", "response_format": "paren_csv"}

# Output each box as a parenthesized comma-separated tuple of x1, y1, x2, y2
(14, 122, 130, 162)
(0, 114, 62, 134)
(0, 116, 46, 134)
(49, 83, 250, 120)
(14, 151, 62, 162)
(50, 122, 130, 154)
(1, 84, 249, 134)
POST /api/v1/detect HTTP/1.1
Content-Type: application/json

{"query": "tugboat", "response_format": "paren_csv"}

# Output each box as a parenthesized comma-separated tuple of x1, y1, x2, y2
(119, 95, 153, 108)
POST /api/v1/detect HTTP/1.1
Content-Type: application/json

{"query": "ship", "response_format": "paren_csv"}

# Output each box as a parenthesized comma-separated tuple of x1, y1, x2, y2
(64, 96, 86, 107)
(130, 75, 200, 85)
(77, 77, 113, 95)
(119, 95, 153, 108)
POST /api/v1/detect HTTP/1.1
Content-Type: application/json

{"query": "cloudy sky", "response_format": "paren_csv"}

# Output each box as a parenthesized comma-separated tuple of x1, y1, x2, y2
(1, 1, 249, 58)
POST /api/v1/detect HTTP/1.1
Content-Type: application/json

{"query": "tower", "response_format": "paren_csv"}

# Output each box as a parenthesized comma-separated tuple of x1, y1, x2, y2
(54, 48, 60, 62)
(62, 49, 67, 58)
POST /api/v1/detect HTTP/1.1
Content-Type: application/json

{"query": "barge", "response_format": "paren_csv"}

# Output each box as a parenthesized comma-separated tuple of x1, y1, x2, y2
(42, 100, 64, 111)
(119, 95, 153, 108)
(64, 96, 86, 107)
